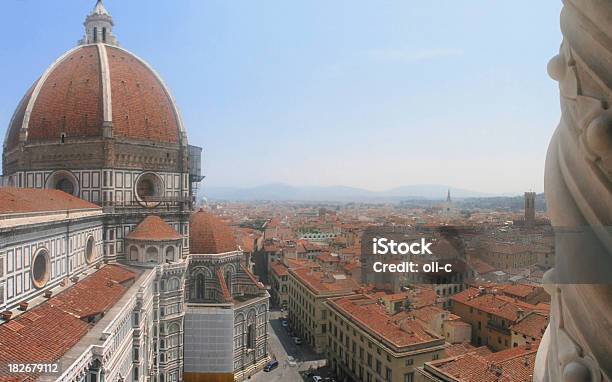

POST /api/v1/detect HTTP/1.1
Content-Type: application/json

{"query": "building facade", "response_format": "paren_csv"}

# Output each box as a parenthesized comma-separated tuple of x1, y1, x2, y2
(449, 287, 548, 351)
(0, 2, 268, 382)
(287, 263, 360, 354)
(325, 294, 447, 382)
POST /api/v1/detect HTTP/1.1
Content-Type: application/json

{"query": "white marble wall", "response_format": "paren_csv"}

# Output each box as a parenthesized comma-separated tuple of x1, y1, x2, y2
(0, 223, 103, 310)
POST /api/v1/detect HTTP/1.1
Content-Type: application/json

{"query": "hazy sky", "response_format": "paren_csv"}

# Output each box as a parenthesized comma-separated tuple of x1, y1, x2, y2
(0, 0, 562, 194)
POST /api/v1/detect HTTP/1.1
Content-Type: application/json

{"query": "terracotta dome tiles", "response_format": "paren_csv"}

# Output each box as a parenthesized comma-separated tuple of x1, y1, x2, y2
(127, 215, 182, 241)
(28, 45, 103, 142)
(189, 210, 238, 254)
(4, 44, 181, 149)
(107, 46, 179, 143)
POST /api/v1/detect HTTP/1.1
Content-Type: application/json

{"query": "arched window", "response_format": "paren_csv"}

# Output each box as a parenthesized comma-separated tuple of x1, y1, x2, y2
(102, 27, 107, 42)
(169, 278, 180, 290)
(196, 273, 205, 300)
(165, 247, 175, 263)
(225, 270, 232, 295)
(130, 246, 139, 261)
(146, 247, 159, 263)
(246, 324, 255, 350)
(47, 171, 79, 196)
(93, 27, 97, 42)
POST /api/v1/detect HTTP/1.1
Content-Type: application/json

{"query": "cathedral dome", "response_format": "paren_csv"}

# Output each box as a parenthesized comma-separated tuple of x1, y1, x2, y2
(190, 210, 238, 254)
(4, 43, 185, 150)
(3, 0, 185, 153)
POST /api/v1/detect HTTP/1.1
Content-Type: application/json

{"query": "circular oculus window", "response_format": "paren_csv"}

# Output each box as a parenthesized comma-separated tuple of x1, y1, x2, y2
(135, 173, 164, 208)
(85, 236, 95, 264)
(31, 249, 50, 289)
(46, 170, 79, 196)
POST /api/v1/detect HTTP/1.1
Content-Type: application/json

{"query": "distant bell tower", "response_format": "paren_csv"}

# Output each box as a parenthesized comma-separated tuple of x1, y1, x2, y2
(524, 191, 536, 227)
(79, 0, 119, 46)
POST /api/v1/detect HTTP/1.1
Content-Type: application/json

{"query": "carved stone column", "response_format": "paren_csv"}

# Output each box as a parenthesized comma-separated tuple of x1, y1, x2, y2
(535, 1, 612, 381)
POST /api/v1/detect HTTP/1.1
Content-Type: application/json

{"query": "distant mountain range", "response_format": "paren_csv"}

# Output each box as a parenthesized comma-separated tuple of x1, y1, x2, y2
(200, 183, 518, 203)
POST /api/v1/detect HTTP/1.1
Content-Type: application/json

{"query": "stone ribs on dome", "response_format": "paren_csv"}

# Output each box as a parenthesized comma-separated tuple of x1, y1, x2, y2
(4, 43, 183, 150)
(127, 215, 182, 241)
(189, 209, 238, 254)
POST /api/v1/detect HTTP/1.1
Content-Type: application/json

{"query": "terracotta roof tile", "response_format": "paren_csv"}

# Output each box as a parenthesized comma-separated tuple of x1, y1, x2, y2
(216, 269, 232, 303)
(316, 252, 340, 263)
(328, 294, 442, 348)
(107, 46, 180, 143)
(451, 288, 549, 322)
(290, 264, 360, 295)
(510, 312, 549, 339)
(28, 45, 103, 143)
(270, 261, 289, 277)
(240, 264, 265, 289)
(428, 345, 537, 382)
(285, 258, 309, 268)
(4, 44, 182, 150)
(409, 305, 446, 323)
(0, 265, 136, 380)
(444, 342, 488, 358)
(127, 215, 182, 241)
(0, 188, 100, 214)
(49, 265, 137, 319)
(468, 258, 496, 274)
(190, 210, 237, 254)
(502, 284, 541, 299)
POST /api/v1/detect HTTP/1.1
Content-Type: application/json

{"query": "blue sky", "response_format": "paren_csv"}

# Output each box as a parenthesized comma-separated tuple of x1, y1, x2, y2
(0, 0, 562, 194)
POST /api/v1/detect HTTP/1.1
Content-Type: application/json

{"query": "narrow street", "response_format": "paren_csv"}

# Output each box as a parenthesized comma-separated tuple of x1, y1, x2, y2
(249, 310, 328, 382)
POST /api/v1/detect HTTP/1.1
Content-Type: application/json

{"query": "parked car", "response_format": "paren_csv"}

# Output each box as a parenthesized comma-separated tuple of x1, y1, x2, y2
(281, 319, 288, 327)
(312, 376, 323, 382)
(287, 356, 297, 367)
(293, 337, 303, 345)
(263, 360, 279, 372)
